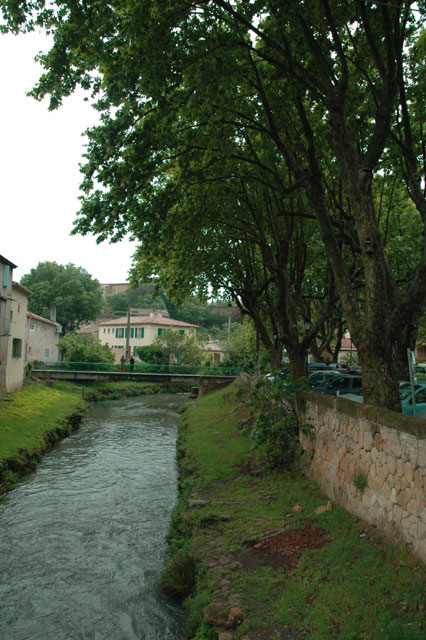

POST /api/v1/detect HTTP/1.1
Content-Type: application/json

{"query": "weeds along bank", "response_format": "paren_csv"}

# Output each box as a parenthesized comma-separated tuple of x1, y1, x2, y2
(164, 382, 426, 640)
(0, 379, 192, 492)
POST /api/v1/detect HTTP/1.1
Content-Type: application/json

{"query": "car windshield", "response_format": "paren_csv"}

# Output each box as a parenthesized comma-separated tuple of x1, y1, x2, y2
(325, 376, 348, 388)
(400, 384, 425, 401)
(309, 373, 335, 386)
(327, 376, 361, 389)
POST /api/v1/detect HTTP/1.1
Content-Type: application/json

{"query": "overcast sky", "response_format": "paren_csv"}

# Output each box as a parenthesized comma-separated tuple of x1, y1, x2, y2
(0, 31, 138, 284)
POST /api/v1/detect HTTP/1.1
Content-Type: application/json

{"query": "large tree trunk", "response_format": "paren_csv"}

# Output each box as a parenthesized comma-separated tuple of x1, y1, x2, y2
(286, 344, 308, 382)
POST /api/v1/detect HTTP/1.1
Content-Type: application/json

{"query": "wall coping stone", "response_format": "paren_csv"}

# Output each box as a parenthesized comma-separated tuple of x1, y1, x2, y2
(297, 390, 426, 439)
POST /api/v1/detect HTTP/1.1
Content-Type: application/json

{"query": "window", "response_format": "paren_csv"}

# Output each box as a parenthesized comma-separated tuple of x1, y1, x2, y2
(158, 328, 162, 336)
(29, 324, 35, 331)
(179, 329, 185, 336)
(45, 348, 50, 358)
(103, 328, 106, 333)
(12, 338, 22, 358)
(140, 327, 144, 338)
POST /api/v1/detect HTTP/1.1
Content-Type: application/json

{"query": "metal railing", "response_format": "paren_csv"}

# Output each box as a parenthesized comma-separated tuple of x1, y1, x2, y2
(32, 361, 244, 377)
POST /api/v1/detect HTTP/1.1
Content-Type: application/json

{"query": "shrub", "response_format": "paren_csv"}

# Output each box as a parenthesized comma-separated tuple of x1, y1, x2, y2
(160, 548, 198, 600)
(242, 374, 305, 468)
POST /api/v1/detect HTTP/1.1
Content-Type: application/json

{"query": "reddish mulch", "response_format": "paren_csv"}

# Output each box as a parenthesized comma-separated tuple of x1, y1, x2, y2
(250, 524, 327, 569)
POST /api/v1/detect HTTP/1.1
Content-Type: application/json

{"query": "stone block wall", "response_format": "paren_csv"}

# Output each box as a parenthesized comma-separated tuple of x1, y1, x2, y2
(297, 391, 426, 563)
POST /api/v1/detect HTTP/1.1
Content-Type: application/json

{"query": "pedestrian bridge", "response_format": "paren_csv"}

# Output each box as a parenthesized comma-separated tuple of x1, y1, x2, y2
(31, 361, 240, 385)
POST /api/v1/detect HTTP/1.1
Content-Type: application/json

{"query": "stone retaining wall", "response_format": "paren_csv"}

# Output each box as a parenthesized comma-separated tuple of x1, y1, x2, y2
(297, 391, 426, 563)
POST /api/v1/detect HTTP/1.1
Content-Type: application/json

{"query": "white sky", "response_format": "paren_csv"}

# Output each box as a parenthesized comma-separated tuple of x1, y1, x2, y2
(0, 31, 138, 284)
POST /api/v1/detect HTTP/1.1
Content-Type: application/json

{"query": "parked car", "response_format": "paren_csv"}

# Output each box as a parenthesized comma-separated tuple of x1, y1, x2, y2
(400, 382, 426, 415)
(313, 374, 363, 396)
(341, 381, 426, 416)
(309, 370, 341, 388)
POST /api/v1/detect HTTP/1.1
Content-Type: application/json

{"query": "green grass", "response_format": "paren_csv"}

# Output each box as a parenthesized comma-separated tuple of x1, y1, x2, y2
(174, 384, 426, 639)
(0, 381, 84, 461)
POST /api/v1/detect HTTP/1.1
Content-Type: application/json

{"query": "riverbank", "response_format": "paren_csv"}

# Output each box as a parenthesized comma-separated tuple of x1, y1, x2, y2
(0, 379, 192, 492)
(167, 383, 426, 640)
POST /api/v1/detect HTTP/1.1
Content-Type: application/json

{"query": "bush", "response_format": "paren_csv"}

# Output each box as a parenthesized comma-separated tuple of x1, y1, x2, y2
(242, 374, 306, 468)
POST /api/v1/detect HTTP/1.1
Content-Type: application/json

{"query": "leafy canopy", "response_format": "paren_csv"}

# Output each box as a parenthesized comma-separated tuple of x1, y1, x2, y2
(21, 262, 103, 333)
(59, 332, 114, 363)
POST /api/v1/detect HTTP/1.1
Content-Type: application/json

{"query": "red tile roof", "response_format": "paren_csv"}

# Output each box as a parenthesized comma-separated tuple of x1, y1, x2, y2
(99, 315, 198, 328)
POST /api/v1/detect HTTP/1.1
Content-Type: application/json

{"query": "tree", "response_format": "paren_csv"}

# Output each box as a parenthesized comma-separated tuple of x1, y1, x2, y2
(219, 318, 258, 371)
(151, 330, 203, 366)
(20, 262, 104, 333)
(60, 332, 114, 363)
(136, 344, 168, 365)
(105, 283, 168, 315)
(5, 1, 426, 408)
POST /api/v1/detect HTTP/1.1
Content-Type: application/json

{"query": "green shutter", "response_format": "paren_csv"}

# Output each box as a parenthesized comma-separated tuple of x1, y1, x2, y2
(158, 328, 162, 336)
(130, 328, 134, 338)
(141, 327, 144, 338)
(115, 328, 118, 338)
(179, 329, 185, 336)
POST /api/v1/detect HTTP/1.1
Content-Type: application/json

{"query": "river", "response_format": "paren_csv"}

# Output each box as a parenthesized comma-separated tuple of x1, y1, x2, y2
(0, 393, 188, 640)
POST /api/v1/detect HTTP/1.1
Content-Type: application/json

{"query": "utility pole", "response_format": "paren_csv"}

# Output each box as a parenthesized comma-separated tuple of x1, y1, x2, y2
(125, 304, 131, 360)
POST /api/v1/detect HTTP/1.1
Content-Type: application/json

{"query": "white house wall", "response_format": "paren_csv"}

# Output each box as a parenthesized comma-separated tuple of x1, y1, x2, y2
(27, 315, 61, 362)
(99, 320, 197, 362)
(6, 286, 29, 392)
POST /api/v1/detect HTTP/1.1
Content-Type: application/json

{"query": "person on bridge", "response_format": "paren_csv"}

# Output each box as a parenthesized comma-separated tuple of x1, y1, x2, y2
(120, 355, 126, 372)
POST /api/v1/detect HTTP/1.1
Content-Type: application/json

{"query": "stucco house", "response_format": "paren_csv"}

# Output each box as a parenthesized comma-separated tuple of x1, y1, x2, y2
(0, 256, 32, 393)
(27, 311, 62, 363)
(98, 313, 198, 361)
(0, 255, 17, 392)
(200, 341, 224, 363)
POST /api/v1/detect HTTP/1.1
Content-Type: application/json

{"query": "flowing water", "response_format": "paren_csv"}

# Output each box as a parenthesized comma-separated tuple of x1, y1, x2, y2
(0, 394, 188, 640)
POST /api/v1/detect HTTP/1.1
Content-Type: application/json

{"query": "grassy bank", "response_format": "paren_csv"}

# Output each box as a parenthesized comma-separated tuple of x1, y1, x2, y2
(166, 384, 426, 640)
(0, 379, 192, 492)
(0, 381, 86, 491)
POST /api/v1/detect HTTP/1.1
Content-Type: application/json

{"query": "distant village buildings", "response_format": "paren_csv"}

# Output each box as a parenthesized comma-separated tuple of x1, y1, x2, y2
(98, 312, 198, 362)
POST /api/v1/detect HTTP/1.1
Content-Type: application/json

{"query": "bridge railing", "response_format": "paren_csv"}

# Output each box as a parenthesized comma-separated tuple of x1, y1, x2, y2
(32, 361, 244, 377)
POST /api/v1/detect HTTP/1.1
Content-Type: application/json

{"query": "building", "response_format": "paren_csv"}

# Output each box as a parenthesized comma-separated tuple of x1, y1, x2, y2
(98, 313, 198, 361)
(101, 283, 130, 297)
(0, 255, 17, 392)
(27, 312, 62, 363)
(200, 341, 225, 363)
(0, 256, 32, 393)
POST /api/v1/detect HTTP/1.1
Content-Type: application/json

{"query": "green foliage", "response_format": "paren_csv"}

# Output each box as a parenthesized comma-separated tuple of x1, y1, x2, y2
(353, 471, 368, 494)
(59, 332, 115, 363)
(136, 344, 168, 364)
(242, 375, 302, 468)
(21, 262, 103, 333)
(6, 0, 426, 407)
(189, 618, 216, 640)
(152, 330, 203, 366)
(219, 318, 258, 371)
(105, 283, 168, 314)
